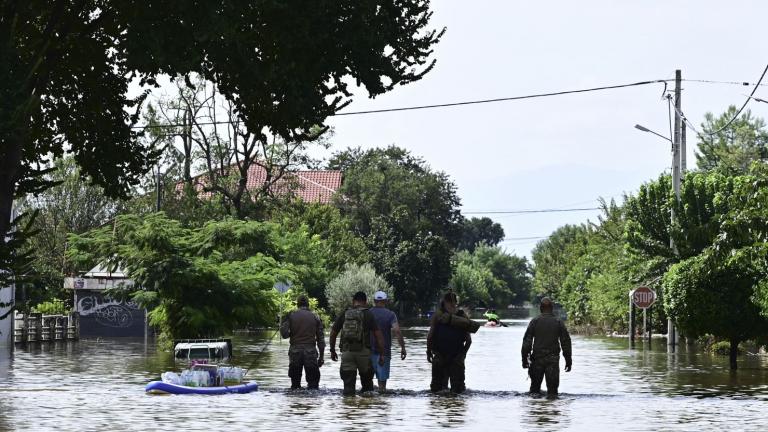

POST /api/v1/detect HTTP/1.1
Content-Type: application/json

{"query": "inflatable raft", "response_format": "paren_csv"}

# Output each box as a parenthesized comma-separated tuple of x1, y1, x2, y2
(145, 381, 259, 395)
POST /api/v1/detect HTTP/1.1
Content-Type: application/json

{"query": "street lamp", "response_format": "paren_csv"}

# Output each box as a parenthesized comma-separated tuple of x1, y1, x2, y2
(634, 122, 681, 350)
(634, 124, 672, 144)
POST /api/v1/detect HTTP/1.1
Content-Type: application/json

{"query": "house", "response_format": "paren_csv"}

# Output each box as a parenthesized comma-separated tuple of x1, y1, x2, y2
(64, 264, 148, 337)
(185, 164, 343, 204)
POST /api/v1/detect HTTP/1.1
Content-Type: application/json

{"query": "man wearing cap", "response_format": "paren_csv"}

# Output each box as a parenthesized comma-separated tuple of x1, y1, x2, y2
(521, 297, 572, 397)
(369, 290, 406, 392)
(280, 295, 326, 390)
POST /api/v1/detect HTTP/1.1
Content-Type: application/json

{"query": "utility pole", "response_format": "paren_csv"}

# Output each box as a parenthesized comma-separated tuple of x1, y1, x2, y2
(668, 69, 682, 351)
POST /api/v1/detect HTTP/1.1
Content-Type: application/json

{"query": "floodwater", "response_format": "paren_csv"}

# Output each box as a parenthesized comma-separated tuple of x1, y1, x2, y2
(1, 319, 767, 431)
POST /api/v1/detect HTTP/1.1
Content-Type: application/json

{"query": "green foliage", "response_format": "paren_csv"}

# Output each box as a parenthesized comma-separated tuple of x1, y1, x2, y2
(274, 202, 369, 277)
(325, 263, 392, 316)
(31, 298, 68, 315)
(281, 289, 331, 328)
(696, 106, 768, 175)
(15, 157, 123, 306)
(710, 340, 745, 356)
(68, 214, 328, 340)
(458, 217, 505, 252)
(532, 224, 590, 299)
(1, 0, 444, 287)
(332, 146, 461, 312)
(452, 245, 532, 308)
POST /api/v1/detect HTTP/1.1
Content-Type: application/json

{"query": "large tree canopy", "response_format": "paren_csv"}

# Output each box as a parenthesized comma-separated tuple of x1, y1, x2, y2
(0, 1, 444, 267)
(695, 106, 768, 175)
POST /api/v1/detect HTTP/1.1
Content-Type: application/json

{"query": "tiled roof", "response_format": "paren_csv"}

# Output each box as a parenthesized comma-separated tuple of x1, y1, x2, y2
(187, 164, 342, 204)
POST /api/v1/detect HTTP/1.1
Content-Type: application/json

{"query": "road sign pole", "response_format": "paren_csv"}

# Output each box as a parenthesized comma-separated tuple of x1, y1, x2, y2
(647, 306, 652, 350)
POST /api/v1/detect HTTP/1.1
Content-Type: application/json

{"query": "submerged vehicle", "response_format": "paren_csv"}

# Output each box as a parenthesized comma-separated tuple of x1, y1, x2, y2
(174, 339, 232, 361)
(146, 361, 257, 395)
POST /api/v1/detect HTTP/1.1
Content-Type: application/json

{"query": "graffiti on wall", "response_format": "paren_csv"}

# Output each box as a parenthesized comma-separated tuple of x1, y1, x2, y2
(77, 295, 140, 328)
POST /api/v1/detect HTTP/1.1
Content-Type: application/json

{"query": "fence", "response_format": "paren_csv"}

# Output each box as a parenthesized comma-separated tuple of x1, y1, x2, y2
(13, 311, 79, 344)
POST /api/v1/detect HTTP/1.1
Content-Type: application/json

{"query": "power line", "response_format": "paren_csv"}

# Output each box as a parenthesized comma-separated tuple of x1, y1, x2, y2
(707, 63, 768, 136)
(463, 207, 600, 215)
(131, 79, 671, 129)
(501, 236, 548, 241)
(333, 79, 671, 116)
(682, 78, 768, 87)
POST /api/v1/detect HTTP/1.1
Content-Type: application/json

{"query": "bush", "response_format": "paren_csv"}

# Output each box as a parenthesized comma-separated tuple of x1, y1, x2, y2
(32, 298, 68, 315)
(709, 340, 744, 356)
(325, 263, 392, 316)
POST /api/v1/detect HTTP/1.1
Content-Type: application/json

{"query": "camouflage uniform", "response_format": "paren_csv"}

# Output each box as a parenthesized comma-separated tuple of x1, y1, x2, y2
(331, 307, 379, 395)
(281, 307, 325, 389)
(521, 312, 572, 396)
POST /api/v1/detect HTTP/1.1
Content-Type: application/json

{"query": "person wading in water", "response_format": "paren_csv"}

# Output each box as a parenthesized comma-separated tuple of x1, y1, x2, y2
(521, 297, 572, 398)
(280, 295, 326, 390)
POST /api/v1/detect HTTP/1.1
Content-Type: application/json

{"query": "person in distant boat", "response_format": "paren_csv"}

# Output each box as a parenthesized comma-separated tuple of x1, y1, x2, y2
(427, 292, 474, 393)
(280, 295, 326, 390)
(329, 291, 386, 396)
(369, 290, 406, 392)
(521, 297, 572, 397)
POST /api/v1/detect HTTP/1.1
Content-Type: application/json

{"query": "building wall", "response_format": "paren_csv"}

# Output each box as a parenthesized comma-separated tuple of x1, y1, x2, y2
(75, 290, 147, 337)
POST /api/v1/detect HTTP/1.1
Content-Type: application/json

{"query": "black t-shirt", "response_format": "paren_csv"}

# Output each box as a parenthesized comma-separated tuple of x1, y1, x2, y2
(332, 307, 379, 349)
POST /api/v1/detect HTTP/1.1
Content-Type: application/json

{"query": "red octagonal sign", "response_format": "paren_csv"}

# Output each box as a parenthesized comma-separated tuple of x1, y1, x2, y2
(632, 286, 657, 309)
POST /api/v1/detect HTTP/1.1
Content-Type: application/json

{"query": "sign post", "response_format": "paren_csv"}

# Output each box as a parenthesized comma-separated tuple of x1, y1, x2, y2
(631, 286, 657, 349)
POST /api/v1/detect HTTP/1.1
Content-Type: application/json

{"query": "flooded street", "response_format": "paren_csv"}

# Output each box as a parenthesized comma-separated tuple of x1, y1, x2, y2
(1, 319, 767, 431)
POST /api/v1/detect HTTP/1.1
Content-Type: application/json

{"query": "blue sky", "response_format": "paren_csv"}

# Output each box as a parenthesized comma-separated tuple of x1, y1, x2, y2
(323, 0, 768, 258)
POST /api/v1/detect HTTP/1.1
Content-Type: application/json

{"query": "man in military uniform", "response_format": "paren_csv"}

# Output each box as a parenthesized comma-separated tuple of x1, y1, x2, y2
(427, 292, 476, 393)
(280, 295, 326, 390)
(521, 297, 572, 397)
(329, 291, 386, 396)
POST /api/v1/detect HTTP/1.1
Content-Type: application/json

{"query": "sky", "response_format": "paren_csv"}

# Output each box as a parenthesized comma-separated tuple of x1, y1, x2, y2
(318, 0, 768, 258)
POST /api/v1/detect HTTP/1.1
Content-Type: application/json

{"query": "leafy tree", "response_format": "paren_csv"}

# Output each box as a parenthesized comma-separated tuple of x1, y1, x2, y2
(274, 202, 368, 273)
(458, 217, 505, 252)
(1, 1, 444, 276)
(67, 214, 327, 341)
(15, 157, 123, 307)
(331, 146, 462, 313)
(462, 244, 532, 306)
(664, 252, 768, 369)
(450, 259, 494, 308)
(531, 224, 590, 299)
(695, 106, 768, 175)
(325, 263, 392, 316)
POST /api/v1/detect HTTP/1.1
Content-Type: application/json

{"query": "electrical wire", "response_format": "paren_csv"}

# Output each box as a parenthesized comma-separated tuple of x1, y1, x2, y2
(705, 63, 768, 136)
(131, 79, 671, 129)
(463, 207, 600, 215)
(682, 78, 768, 87)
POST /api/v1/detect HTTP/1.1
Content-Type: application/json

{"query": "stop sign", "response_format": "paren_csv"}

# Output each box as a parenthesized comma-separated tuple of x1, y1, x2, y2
(631, 286, 656, 309)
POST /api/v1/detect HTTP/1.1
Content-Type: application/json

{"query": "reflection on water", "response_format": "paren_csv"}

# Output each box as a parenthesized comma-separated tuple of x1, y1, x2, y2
(0, 320, 766, 431)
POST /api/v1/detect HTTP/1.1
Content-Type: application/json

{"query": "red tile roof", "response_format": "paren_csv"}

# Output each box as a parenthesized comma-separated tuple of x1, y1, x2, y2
(185, 164, 342, 204)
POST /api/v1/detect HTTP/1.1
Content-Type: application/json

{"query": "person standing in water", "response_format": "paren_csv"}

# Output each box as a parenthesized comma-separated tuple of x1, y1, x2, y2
(280, 295, 326, 390)
(427, 292, 475, 393)
(369, 290, 406, 392)
(521, 297, 572, 397)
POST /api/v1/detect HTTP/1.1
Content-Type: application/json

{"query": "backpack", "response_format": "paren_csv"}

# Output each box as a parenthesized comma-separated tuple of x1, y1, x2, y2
(340, 308, 366, 352)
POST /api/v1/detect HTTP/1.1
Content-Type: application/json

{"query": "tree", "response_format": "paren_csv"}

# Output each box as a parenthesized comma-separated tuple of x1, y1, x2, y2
(325, 263, 392, 316)
(0, 1, 444, 272)
(147, 78, 332, 219)
(331, 146, 462, 313)
(664, 252, 768, 370)
(450, 259, 494, 308)
(67, 214, 328, 341)
(458, 217, 505, 252)
(15, 157, 123, 307)
(695, 106, 768, 175)
(464, 244, 532, 306)
(531, 224, 590, 299)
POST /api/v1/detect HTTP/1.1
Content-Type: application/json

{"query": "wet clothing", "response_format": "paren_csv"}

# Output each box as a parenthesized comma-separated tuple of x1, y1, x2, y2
(280, 307, 325, 389)
(371, 352, 391, 381)
(428, 310, 472, 393)
(431, 308, 481, 333)
(332, 307, 380, 395)
(521, 312, 572, 395)
(430, 352, 466, 393)
(369, 306, 398, 356)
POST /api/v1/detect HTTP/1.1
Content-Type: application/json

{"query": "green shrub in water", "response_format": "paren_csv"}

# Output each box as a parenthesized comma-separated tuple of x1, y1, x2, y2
(709, 340, 744, 356)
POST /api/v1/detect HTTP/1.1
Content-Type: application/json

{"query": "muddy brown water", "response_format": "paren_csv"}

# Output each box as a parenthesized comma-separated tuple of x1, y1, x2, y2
(1, 319, 767, 431)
